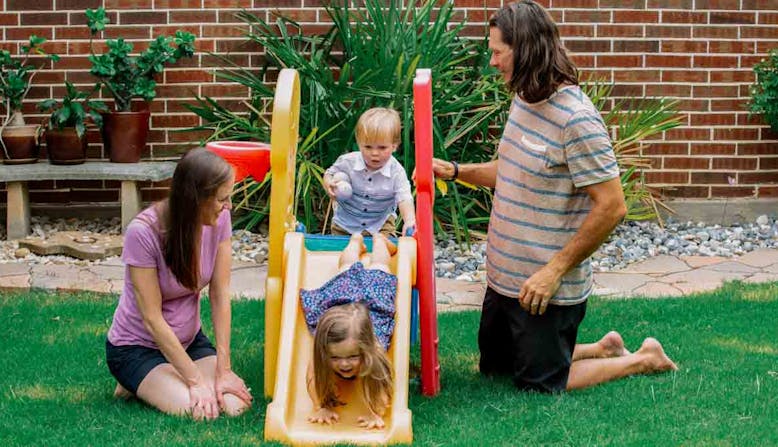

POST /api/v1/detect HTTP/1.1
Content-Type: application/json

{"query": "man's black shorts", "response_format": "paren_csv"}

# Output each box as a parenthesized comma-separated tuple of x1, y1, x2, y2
(478, 286, 587, 393)
(105, 329, 216, 394)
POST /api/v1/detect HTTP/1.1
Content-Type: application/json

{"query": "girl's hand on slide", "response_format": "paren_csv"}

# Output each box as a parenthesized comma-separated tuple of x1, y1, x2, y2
(308, 407, 340, 425)
(357, 413, 385, 430)
(189, 381, 220, 421)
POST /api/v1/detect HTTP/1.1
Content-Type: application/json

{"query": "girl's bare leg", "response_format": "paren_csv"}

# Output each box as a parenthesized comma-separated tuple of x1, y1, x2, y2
(369, 233, 397, 272)
(339, 233, 367, 270)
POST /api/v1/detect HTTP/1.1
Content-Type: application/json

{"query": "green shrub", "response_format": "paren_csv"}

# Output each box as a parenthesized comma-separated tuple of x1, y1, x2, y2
(188, 0, 681, 240)
(749, 49, 778, 131)
(187, 0, 504, 239)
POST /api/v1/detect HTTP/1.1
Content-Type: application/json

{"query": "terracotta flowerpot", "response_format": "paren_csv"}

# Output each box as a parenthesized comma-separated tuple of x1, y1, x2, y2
(1, 124, 41, 164)
(45, 128, 87, 165)
(102, 111, 150, 163)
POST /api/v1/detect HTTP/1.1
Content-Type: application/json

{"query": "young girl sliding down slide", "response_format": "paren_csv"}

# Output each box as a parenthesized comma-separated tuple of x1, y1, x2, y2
(301, 233, 397, 429)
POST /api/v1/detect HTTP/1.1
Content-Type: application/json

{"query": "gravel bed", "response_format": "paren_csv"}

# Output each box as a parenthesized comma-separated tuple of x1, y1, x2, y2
(2, 215, 777, 281)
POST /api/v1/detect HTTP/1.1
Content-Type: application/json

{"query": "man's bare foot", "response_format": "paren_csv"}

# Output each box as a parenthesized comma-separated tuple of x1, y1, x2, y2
(636, 338, 678, 373)
(113, 383, 133, 400)
(598, 331, 631, 358)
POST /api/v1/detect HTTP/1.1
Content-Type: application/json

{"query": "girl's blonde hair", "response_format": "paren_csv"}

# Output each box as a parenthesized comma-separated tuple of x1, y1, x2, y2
(355, 107, 401, 146)
(313, 303, 393, 414)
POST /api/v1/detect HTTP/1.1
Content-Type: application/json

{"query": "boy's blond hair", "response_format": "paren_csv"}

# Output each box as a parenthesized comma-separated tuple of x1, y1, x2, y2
(355, 107, 401, 146)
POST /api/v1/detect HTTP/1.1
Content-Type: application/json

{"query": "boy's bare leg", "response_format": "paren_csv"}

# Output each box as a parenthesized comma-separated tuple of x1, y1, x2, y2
(566, 337, 677, 391)
(572, 331, 631, 361)
(339, 233, 366, 270)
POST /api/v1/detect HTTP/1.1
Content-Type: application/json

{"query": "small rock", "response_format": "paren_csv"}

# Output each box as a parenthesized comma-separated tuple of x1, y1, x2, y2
(14, 247, 30, 258)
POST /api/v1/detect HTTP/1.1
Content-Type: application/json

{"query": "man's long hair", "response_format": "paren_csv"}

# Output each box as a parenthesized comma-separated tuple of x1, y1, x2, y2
(163, 148, 232, 290)
(489, 1, 579, 103)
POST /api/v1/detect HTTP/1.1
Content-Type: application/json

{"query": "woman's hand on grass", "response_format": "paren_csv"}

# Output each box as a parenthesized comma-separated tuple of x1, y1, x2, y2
(188, 381, 219, 421)
(215, 369, 253, 409)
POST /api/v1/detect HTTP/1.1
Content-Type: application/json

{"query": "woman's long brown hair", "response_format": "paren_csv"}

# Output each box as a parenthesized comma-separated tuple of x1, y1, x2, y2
(164, 147, 232, 290)
(489, 1, 579, 103)
(313, 303, 393, 415)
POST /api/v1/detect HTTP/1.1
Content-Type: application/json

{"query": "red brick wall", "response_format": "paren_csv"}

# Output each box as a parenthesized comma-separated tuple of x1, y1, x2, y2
(1, 0, 776, 205)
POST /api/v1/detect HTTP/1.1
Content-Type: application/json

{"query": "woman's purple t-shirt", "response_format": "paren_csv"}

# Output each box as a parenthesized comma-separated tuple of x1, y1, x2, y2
(107, 206, 231, 349)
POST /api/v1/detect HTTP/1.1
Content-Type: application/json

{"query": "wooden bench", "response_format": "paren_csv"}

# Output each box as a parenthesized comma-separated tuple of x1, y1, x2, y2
(0, 161, 177, 240)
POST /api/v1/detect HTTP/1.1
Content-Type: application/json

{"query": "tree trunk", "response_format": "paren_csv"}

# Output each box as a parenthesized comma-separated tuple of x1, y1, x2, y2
(8, 111, 26, 127)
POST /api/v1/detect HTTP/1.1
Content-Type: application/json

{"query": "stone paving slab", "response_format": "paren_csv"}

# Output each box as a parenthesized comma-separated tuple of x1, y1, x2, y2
(231, 264, 267, 300)
(657, 267, 752, 285)
(702, 261, 760, 274)
(0, 274, 30, 291)
(630, 281, 684, 298)
(680, 255, 728, 269)
(0, 263, 31, 277)
(594, 273, 655, 296)
(744, 272, 778, 283)
(735, 249, 778, 268)
(2, 248, 778, 311)
(762, 263, 778, 274)
(19, 232, 123, 261)
(30, 264, 112, 293)
(620, 255, 691, 275)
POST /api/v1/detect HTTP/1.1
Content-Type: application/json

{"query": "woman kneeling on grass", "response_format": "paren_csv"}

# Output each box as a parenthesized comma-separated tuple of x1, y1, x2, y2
(105, 148, 252, 420)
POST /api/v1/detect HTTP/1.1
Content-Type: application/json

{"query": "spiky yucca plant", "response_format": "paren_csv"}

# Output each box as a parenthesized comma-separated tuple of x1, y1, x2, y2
(187, 0, 504, 237)
(187, 0, 682, 239)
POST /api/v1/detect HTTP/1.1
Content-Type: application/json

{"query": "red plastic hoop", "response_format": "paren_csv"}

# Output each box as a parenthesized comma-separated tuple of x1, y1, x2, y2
(206, 141, 271, 183)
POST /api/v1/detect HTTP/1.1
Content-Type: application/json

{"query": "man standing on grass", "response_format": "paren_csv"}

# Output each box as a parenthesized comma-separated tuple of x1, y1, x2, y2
(431, 1, 677, 392)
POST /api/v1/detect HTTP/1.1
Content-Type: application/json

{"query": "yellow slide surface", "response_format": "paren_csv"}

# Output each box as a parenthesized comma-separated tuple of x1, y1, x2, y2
(265, 232, 415, 446)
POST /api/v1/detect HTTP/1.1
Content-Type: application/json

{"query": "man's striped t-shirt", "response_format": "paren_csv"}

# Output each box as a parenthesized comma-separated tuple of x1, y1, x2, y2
(486, 85, 620, 305)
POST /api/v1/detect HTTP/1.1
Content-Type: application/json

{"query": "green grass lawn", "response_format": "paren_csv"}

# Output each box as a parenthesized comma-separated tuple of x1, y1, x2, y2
(2, 282, 777, 446)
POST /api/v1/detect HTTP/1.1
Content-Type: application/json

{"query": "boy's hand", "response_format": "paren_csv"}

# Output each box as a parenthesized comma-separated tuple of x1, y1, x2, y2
(308, 407, 340, 425)
(322, 176, 338, 198)
(402, 222, 416, 237)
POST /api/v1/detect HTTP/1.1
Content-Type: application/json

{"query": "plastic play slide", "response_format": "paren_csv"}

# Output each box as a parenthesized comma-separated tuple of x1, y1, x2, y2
(263, 232, 415, 445)
(208, 68, 438, 445)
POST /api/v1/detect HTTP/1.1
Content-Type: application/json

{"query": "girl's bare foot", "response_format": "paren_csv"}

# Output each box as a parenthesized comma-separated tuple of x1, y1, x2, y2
(113, 383, 133, 400)
(636, 338, 678, 373)
(598, 331, 631, 358)
(373, 233, 398, 256)
(350, 233, 367, 254)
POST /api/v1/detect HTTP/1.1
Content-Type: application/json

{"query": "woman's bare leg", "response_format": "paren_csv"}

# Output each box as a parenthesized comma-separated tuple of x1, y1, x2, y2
(113, 383, 133, 399)
(135, 356, 250, 418)
(195, 356, 251, 417)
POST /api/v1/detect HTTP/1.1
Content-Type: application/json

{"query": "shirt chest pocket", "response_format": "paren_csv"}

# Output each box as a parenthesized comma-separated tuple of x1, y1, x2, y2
(521, 135, 566, 170)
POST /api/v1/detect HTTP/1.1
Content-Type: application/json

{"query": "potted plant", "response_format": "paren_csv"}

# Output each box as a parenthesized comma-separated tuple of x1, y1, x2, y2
(85, 7, 196, 163)
(0, 36, 59, 164)
(38, 82, 108, 165)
